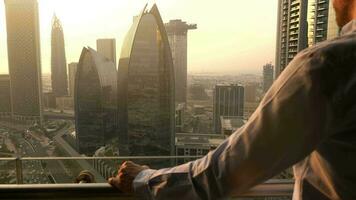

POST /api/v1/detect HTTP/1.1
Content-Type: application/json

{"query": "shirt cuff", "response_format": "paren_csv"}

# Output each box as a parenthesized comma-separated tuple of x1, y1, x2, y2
(133, 169, 157, 199)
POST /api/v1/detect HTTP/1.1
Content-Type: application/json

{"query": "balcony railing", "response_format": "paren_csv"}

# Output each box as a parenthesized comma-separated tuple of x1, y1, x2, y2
(0, 181, 294, 199)
(0, 156, 294, 199)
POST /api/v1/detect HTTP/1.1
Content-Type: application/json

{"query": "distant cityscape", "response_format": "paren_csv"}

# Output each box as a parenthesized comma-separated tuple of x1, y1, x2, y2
(0, 0, 340, 184)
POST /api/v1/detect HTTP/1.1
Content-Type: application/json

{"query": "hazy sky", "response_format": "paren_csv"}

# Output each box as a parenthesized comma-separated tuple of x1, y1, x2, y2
(0, 0, 278, 75)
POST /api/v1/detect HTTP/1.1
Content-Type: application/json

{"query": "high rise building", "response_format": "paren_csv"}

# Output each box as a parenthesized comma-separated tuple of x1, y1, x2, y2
(263, 63, 274, 93)
(51, 14, 68, 96)
(275, 0, 308, 78)
(75, 47, 117, 155)
(0, 75, 11, 118)
(96, 39, 116, 66)
(165, 20, 197, 104)
(213, 84, 244, 134)
(68, 62, 78, 97)
(4, 0, 43, 124)
(118, 4, 175, 157)
(308, 0, 339, 46)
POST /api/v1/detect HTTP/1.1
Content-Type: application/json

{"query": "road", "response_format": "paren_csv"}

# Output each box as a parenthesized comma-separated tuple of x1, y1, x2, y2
(53, 128, 105, 182)
(0, 123, 72, 183)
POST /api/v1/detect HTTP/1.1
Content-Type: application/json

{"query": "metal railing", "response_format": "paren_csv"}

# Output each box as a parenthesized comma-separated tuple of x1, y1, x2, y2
(0, 181, 294, 199)
(0, 156, 294, 199)
(1, 156, 202, 184)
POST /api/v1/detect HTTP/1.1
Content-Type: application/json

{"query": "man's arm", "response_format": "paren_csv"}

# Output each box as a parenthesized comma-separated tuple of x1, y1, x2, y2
(111, 51, 334, 199)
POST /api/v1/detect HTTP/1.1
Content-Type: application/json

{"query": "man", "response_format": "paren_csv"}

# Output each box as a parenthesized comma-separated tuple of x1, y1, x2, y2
(109, 0, 356, 199)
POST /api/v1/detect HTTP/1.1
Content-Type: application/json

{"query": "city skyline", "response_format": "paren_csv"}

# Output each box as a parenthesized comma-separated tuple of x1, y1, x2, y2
(0, 0, 279, 75)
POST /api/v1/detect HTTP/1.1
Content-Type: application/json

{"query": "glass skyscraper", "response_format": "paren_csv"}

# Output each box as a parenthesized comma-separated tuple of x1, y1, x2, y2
(75, 47, 118, 155)
(0, 75, 11, 118)
(4, 0, 43, 124)
(117, 4, 175, 156)
(165, 20, 197, 105)
(51, 15, 68, 97)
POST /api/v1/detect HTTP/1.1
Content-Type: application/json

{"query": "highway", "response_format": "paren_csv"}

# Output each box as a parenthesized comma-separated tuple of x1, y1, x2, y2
(53, 127, 105, 182)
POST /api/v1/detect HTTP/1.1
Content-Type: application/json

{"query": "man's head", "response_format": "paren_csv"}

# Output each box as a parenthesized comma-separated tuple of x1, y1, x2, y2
(333, 0, 356, 27)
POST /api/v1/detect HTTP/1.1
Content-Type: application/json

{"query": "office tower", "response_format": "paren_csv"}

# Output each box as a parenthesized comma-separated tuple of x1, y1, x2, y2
(118, 4, 175, 157)
(165, 20, 197, 104)
(68, 62, 78, 97)
(308, 0, 339, 46)
(51, 14, 68, 96)
(213, 84, 244, 134)
(0, 75, 11, 118)
(263, 63, 274, 93)
(96, 39, 116, 66)
(75, 47, 117, 155)
(275, 0, 308, 78)
(4, 0, 43, 124)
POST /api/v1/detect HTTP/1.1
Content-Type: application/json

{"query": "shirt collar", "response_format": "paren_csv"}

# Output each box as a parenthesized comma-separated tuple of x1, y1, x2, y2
(340, 19, 356, 36)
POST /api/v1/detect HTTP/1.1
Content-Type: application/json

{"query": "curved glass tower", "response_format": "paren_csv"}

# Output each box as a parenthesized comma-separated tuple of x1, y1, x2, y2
(118, 4, 175, 156)
(75, 47, 118, 155)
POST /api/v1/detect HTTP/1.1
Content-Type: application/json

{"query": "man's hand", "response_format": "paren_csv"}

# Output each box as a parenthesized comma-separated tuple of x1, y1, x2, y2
(108, 161, 149, 193)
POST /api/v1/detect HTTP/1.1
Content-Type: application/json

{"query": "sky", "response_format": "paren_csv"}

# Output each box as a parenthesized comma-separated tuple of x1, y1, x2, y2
(0, 0, 278, 75)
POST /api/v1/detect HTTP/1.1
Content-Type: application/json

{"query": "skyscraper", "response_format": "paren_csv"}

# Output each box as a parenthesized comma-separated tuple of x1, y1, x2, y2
(263, 63, 274, 93)
(213, 84, 244, 134)
(68, 62, 78, 97)
(96, 39, 116, 66)
(0, 75, 11, 118)
(308, 0, 339, 46)
(75, 47, 117, 155)
(165, 20, 197, 104)
(51, 14, 68, 97)
(118, 4, 175, 157)
(4, 0, 43, 124)
(275, 0, 308, 78)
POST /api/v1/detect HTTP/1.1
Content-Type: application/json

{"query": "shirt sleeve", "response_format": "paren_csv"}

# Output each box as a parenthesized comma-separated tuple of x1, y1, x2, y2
(133, 51, 334, 200)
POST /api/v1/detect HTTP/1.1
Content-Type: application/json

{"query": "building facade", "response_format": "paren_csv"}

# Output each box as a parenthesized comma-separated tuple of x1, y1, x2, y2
(308, 0, 339, 46)
(263, 63, 274, 93)
(0, 75, 11, 118)
(275, 0, 309, 78)
(68, 62, 78, 97)
(96, 39, 116, 66)
(165, 20, 197, 105)
(220, 116, 246, 136)
(118, 5, 175, 157)
(244, 83, 258, 103)
(4, 0, 43, 124)
(75, 47, 117, 155)
(51, 15, 68, 96)
(175, 133, 225, 164)
(213, 84, 244, 134)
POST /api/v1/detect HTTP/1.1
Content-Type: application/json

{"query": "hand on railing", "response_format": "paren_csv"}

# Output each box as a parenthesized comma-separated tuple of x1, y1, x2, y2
(108, 161, 149, 193)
